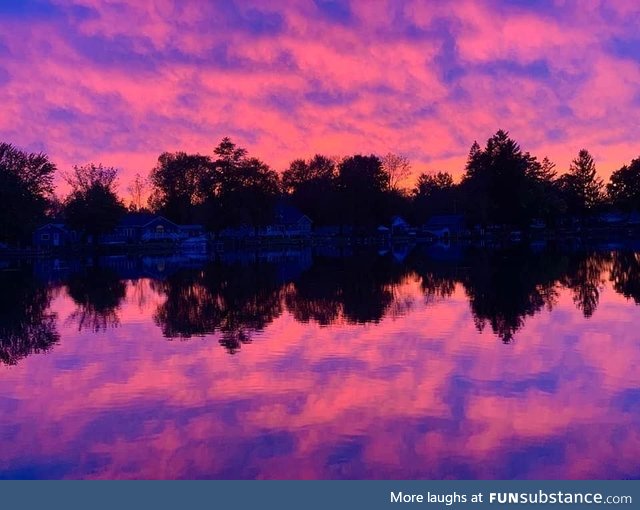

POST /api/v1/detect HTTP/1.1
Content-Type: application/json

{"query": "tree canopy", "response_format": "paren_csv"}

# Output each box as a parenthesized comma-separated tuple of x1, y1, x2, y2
(63, 163, 126, 240)
(607, 156, 640, 212)
(0, 143, 56, 244)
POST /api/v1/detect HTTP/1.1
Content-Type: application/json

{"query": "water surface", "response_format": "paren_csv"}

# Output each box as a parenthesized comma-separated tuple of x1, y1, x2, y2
(0, 245, 639, 479)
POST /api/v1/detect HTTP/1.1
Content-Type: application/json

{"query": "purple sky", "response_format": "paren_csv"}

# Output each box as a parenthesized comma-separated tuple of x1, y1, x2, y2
(1, 0, 640, 193)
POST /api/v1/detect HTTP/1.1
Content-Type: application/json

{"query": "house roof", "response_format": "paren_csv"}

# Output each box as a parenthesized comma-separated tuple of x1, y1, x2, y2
(117, 213, 157, 227)
(117, 213, 178, 229)
(274, 202, 311, 224)
(391, 216, 409, 227)
(599, 212, 626, 223)
(35, 222, 69, 232)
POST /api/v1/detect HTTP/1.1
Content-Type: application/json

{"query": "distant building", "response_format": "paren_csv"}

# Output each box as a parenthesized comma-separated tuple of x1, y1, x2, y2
(32, 223, 78, 248)
(101, 213, 203, 244)
(598, 212, 626, 226)
(261, 203, 313, 237)
(596, 211, 640, 227)
(391, 215, 411, 235)
(219, 225, 256, 239)
(530, 219, 546, 230)
(422, 214, 466, 239)
(178, 224, 206, 238)
(32, 214, 205, 247)
(180, 235, 208, 257)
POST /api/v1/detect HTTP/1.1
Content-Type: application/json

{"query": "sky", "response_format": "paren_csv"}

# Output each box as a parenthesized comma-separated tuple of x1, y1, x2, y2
(1, 0, 640, 193)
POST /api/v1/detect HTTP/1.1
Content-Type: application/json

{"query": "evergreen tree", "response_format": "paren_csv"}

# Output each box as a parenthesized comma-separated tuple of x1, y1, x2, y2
(559, 149, 604, 216)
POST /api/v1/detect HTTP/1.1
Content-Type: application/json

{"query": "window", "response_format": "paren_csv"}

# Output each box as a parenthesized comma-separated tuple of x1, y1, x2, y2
(41, 233, 50, 241)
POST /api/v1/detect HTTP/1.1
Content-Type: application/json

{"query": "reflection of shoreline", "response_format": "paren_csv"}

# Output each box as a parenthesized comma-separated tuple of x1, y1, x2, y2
(0, 246, 638, 365)
(0, 268, 59, 365)
(1, 249, 639, 480)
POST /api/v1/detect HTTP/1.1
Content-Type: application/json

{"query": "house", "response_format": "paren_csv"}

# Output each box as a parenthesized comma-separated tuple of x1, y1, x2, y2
(219, 225, 256, 239)
(180, 235, 208, 258)
(530, 219, 546, 230)
(376, 225, 391, 238)
(422, 214, 466, 239)
(100, 213, 197, 244)
(598, 212, 626, 226)
(391, 215, 411, 235)
(32, 223, 78, 248)
(179, 224, 206, 238)
(314, 225, 353, 237)
(262, 203, 313, 237)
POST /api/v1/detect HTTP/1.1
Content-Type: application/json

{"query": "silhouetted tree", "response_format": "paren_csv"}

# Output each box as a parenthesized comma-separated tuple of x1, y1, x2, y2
(127, 173, 149, 212)
(282, 154, 338, 225)
(527, 157, 566, 226)
(381, 152, 411, 191)
(65, 265, 127, 331)
(63, 164, 126, 241)
(415, 172, 455, 196)
(213, 136, 248, 165)
(148, 152, 213, 224)
(460, 130, 547, 228)
(559, 149, 604, 218)
(217, 155, 280, 228)
(413, 171, 458, 221)
(607, 157, 640, 212)
(337, 154, 388, 228)
(46, 194, 65, 219)
(0, 266, 59, 365)
(191, 137, 281, 230)
(0, 143, 56, 245)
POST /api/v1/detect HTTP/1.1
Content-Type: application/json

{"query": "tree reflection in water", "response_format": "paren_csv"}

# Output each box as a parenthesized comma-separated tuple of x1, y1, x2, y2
(2, 245, 640, 364)
(152, 260, 284, 353)
(460, 247, 566, 342)
(610, 251, 640, 304)
(562, 252, 610, 318)
(0, 264, 59, 365)
(284, 251, 410, 326)
(65, 265, 127, 332)
(151, 246, 625, 347)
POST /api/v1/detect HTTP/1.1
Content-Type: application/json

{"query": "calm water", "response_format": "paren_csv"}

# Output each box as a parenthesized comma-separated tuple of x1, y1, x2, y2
(0, 244, 639, 479)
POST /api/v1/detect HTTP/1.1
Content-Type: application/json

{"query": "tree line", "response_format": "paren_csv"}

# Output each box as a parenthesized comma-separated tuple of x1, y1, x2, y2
(2, 130, 640, 245)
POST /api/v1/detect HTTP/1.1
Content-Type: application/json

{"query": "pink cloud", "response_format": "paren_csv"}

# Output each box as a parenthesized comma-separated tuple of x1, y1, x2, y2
(1, 0, 640, 192)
